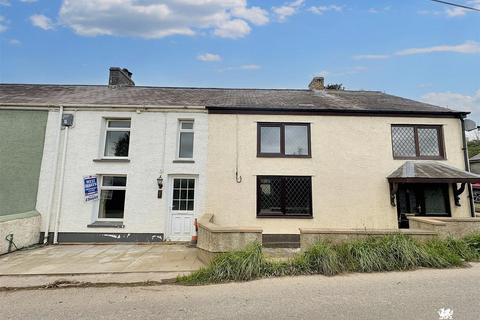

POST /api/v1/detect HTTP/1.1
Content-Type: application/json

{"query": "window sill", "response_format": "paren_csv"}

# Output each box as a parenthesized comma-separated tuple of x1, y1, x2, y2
(257, 154, 312, 158)
(173, 159, 195, 163)
(87, 221, 125, 228)
(93, 158, 130, 163)
(257, 215, 313, 219)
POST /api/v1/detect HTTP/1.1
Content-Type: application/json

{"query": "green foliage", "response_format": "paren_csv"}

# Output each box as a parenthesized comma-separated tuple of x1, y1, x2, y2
(178, 233, 480, 285)
(467, 139, 480, 158)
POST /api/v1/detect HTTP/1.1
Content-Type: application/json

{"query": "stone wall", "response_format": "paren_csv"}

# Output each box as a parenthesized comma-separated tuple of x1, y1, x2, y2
(408, 217, 480, 238)
(299, 228, 437, 250)
(0, 211, 41, 255)
(197, 214, 262, 262)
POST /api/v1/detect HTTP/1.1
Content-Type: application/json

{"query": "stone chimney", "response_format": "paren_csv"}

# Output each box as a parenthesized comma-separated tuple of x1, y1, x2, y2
(109, 67, 135, 86)
(308, 77, 324, 90)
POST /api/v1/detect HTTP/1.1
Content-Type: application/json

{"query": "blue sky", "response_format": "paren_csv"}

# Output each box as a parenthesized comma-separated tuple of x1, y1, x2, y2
(0, 0, 479, 120)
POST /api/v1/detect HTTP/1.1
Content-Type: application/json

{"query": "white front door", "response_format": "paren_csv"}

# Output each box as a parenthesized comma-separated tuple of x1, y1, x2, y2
(168, 177, 196, 241)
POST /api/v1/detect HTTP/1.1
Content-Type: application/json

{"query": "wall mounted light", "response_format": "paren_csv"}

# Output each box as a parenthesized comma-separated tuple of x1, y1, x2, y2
(157, 175, 163, 199)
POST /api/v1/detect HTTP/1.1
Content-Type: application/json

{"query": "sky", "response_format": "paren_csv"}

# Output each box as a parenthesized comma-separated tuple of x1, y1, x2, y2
(0, 0, 479, 120)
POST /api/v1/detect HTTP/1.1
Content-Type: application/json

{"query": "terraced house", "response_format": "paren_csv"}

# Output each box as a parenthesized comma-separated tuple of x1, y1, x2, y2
(1, 68, 479, 253)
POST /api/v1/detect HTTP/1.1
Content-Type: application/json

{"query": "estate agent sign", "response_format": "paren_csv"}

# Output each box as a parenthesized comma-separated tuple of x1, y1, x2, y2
(83, 175, 99, 201)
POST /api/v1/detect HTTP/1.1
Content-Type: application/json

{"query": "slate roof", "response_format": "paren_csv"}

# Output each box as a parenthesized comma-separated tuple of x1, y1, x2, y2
(387, 161, 480, 183)
(0, 83, 465, 115)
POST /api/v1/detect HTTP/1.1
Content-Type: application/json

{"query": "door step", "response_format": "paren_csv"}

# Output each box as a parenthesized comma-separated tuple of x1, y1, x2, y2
(262, 234, 300, 248)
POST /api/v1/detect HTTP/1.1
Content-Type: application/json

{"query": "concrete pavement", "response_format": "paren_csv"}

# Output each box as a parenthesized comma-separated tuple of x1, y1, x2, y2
(0, 244, 203, 289)
(1, 263, 479, 320)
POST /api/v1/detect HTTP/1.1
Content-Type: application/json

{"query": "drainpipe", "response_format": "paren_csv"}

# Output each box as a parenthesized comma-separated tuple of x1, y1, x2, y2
(53, 121, 70, 244)
(43, 106, 63, 244)
(460, 116, 475, 217)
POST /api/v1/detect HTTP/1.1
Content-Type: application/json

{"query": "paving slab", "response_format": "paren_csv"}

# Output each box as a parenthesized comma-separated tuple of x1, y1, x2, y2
(0, 244, 203, 275)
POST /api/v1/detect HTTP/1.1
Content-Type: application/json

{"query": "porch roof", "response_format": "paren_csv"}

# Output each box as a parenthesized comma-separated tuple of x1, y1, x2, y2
(387, 161, 480, 183)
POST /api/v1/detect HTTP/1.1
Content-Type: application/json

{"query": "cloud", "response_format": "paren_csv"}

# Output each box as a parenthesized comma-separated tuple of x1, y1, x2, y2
(354, 41, 480, 60)
(219, 64, 261, 71)
(368, 6, 391, 14)
(421, 89, 480, 117)
(445, 0, 480, 17)
(30, 14, 54, 30)
(272, 0, 304, 22)
(8, 38, 21, 45)
(308, 5, 343, 15)
(20, 0, 38, 3)
(318, 66, 367, 77)
(0, 16, 7, 32)
(197, 53, 222, 62)
(396, 41, 480, 56)
(58, 0, 269, 39)
(0, 0, 9, 6)
(353, 54, 390, 60)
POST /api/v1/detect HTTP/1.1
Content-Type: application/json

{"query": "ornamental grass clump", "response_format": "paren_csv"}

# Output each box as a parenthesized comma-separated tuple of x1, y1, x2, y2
(178, 233, 480, 285)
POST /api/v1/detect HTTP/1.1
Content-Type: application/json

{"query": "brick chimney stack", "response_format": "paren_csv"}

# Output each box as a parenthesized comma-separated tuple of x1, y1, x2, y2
(308, 77, 324, 90)
(109, 67, 135, 87)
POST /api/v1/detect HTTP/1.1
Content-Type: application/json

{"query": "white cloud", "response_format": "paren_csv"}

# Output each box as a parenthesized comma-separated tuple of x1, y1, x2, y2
(58, 0, 269, 39)
(30, 14, 54, 30)
(319, 66, 367, 77)
(197, 53, 222, 62)
(308, 5, 343, 15)
(219, 64, 261, 71)
(353, 54, 390, 60)
(0, 16, 7, 32)
(395, 41, 480, 56)
(8, 38, 21, 45)
(272, 0, 304, 22)
(0, 0, 10, 6)
(20, 0, 38, 3)
(368, 6, 391, 14)
(354, 41, 480, 60)
(421, 89, 480, 112)
(445, 0, 480, 17)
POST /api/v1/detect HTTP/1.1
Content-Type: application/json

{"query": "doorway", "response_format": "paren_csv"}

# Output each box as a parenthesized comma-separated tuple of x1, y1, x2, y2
(167, 176, 196, 241)
(397, 183, 450, 228)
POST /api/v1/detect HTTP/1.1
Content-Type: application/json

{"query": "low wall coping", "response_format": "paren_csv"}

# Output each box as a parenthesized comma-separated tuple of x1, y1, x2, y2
(0, 210, 40, 223)
(299, 228, 437, 236)
(198, 214, 263, 234)
(407, 216, 447, 226)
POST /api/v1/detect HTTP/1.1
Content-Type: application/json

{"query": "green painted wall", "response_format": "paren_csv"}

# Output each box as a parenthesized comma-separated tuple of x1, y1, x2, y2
(0, 110, 48, 216)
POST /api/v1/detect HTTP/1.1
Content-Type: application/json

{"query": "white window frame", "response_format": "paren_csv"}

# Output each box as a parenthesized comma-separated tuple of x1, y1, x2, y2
(102, 119, 131, 159)
(97, 175, 127, 221)
(176, 120, 195, 160)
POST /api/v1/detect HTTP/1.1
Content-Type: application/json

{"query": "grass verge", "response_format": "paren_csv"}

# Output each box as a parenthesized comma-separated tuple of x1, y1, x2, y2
(178, 233, 480, 285)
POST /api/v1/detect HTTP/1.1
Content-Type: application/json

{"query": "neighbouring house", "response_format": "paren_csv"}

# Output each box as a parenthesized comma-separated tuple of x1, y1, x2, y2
(0, 109, 47, 254)
(469, 153, 480, 204)
(1, 69, 480, 250)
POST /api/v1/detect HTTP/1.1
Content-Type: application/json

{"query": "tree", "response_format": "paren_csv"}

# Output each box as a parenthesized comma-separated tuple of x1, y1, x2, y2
(467, 139, 480, 158)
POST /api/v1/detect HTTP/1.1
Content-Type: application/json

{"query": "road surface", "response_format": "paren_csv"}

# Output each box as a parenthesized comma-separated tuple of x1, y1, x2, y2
(1, 264, 479, 320)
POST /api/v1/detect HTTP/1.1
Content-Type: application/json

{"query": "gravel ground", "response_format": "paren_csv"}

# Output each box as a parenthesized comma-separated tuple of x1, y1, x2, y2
(1, 263, 479, 320)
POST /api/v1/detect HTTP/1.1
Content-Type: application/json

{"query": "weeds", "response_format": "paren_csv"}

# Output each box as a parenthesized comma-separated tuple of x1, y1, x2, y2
(178, 233, 480, 285)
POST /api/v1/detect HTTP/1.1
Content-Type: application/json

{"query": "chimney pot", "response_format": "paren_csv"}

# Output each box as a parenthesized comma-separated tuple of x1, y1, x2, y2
(308, 77, 324, 90)
(109, 67, 135, 87)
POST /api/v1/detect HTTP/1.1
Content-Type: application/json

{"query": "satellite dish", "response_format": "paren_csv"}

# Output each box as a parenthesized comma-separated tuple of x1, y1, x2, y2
(464, 119, 477, 131)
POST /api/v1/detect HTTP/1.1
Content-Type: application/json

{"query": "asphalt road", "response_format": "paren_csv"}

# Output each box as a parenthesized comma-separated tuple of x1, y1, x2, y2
(1, 264, 479, 320)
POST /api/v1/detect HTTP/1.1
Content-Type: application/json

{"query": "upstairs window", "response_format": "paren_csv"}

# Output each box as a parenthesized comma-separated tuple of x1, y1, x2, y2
(104, 119, 130, 157)
(178, 120, 194, 159)
(258, 123, 310, 157)
(257, 176, 312, 218)
(391, 125, 445, 160)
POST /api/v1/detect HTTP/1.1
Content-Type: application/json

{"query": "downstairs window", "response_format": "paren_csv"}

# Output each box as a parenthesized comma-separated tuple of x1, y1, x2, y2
(257, 176, 312, 218)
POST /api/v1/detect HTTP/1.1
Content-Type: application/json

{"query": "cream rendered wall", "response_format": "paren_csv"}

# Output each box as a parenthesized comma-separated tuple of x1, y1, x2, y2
(36, 109, 208, 238)
(206, 114, 469, 234)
